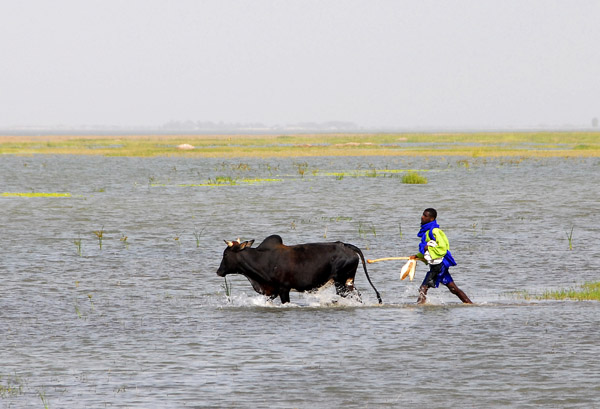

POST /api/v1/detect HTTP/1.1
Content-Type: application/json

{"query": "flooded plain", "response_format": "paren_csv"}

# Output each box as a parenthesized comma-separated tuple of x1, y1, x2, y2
(1, 154, 599, 408)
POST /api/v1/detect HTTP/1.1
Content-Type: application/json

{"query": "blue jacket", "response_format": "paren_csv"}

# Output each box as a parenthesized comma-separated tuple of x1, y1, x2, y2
(417, 220, 457, 268)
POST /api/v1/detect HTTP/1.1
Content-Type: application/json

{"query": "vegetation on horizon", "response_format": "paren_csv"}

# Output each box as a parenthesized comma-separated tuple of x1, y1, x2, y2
(1, 132, 599, 158)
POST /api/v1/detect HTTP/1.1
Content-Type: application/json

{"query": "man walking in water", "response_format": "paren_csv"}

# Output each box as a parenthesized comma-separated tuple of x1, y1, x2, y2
(410, 208, 472, 304)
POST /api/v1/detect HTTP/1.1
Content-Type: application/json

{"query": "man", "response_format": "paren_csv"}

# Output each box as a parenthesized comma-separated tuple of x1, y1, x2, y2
(410, 208, 472, 304)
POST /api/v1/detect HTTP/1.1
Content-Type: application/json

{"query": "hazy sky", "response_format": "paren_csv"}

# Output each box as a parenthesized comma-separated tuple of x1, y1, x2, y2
(2, 0, 599, 129)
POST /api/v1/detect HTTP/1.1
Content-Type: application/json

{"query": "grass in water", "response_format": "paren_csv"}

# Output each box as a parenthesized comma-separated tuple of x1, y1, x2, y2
(209, 176, 237, 185)
(193, 228, 205, 247)
(294, 161, 309, 177)
(358, 221, 376, 238)
(178, 177, 281, 187)
(402, 171, 428, 184)
(222, 277, 232, 302)
(566, 226, 574, 250)
(1, 192, 71, 197)
(539, 282, 600, 301)
(88, 294, 94, 311)
(120, 234, 129, 248)
(0, 375, 23, 398)
(75, 297, 82, 318)
(39, 390, 50, 409)
(94, 226, 104, 250)
(74, 235, 82, 256)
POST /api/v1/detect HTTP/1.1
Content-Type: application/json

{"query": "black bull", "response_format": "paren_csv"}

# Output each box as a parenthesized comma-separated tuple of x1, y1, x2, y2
(216, 235, 382, 304)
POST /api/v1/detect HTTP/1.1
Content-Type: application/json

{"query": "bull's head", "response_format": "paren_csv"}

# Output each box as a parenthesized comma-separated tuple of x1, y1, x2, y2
(224, 238, 254, 249)
(216, 238, 255, 277)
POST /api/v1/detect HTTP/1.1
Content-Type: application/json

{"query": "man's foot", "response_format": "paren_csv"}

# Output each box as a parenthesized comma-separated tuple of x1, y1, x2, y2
(417, 285, 428, 304)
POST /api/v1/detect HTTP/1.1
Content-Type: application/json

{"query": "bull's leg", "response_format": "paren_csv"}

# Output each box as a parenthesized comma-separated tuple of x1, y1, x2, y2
(335, 282, 348, 297)
(333, 258, 364, 302)
(335, 279, 363, 302)
(346, 277, 363, 301)
(279, 290, 290, 304)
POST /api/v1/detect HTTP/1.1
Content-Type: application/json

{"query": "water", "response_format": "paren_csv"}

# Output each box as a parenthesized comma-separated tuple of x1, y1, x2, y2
(1, 154, 599, 408)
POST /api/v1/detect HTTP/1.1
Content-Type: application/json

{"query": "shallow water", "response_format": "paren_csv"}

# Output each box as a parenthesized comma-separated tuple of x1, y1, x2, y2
(1, 155, 599, 408)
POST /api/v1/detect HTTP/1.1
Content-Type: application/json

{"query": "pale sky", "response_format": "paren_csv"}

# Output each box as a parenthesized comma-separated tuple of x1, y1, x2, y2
(1, 0, 599, 130)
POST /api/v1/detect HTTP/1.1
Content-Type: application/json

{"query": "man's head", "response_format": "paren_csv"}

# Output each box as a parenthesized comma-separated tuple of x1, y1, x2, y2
(421, 208, 437, 225)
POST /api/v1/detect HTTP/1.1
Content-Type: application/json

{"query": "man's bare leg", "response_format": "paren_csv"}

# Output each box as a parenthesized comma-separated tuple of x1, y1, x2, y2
(446, 282, 472, 304)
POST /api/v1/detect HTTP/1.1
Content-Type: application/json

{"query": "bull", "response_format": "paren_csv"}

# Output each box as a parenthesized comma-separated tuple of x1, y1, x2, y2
(216, 235, 382, 304)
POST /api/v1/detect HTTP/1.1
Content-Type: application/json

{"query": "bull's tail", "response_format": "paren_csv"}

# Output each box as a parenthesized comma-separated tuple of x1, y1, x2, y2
(344, 243, 383, 304)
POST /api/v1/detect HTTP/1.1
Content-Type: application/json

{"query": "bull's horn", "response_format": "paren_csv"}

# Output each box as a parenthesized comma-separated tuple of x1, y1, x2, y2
(224, 240, 235, 247)
(240, 239, 255, 249)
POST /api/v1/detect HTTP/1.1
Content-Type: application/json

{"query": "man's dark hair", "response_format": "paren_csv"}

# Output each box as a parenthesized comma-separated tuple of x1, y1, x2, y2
(424, 208, 437, 219)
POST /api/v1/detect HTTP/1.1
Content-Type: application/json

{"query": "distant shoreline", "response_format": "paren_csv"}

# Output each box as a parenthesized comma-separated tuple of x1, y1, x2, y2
(1, 131, 598, 158)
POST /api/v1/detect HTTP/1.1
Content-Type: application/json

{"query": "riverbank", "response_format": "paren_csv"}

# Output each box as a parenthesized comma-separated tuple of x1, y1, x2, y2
(1, 131, 599, 157)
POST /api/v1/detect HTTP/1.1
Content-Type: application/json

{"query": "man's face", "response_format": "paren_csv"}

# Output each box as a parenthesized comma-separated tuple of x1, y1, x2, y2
(421, 211, 435, 225)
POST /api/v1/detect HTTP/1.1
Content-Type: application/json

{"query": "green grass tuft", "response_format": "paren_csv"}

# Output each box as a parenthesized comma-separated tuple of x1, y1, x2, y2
(402, 171, 428, 184)
(539, 282, 600, 301)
